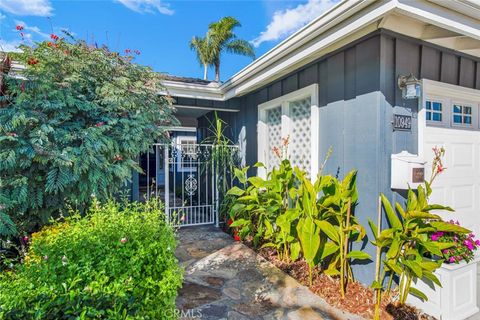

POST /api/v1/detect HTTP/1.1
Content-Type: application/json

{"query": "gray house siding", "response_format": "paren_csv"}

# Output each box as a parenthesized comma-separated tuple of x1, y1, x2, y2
(194, 29, 480, 284)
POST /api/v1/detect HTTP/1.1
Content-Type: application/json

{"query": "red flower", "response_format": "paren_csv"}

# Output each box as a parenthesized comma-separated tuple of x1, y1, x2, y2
(15, 25, 24, 31)
(27, 57, 39, 65)
(272, 146, 281, 158)
(234, 234, 241, 241)
(227, 218, 233, 226)
(50, 34, 59, 41)
(125, 49, 131, 54)
(23, 236, 29, 242)
(437, 165, 445, 173)
(95, 122, 104, 127)
(114, 155, 123, 161)
(47, 42, 55, 47)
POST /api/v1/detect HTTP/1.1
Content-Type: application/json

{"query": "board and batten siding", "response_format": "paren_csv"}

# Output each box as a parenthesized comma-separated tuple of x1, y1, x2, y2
(195, 29, 480, 284)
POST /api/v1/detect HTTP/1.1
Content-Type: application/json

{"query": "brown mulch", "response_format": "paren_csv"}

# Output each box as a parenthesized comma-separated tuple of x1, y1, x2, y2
(256, 246, 436, 320)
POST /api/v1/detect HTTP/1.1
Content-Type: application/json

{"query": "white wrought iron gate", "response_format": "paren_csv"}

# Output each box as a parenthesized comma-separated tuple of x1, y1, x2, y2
(143, 143, 237, 227)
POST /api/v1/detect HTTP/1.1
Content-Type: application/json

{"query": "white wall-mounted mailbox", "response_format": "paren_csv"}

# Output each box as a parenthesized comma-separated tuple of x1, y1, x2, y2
(391, 151, 426, 190)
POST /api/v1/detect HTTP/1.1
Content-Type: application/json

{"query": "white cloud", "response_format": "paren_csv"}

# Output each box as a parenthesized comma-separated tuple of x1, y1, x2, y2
(14, 20, 50, 39)
(115, 0, 174, 15)
(0, 39, 22, 52)
(252, 0, 337, 47)
(0, 0, 53, 17)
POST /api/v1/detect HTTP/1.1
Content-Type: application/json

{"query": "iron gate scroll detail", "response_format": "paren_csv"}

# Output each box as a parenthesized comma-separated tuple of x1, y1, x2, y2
(142, 143, 238, 227)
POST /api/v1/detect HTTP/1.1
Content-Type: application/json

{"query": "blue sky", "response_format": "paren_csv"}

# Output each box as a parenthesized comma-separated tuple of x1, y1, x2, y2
(0, 0, 337, 82)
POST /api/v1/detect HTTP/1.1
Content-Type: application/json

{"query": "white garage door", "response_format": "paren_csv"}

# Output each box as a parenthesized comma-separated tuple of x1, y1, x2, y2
(423, 93, 480, 236)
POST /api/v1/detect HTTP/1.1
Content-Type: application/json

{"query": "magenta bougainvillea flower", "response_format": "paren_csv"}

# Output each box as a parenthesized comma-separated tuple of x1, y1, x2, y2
(15, 25, 24, 31)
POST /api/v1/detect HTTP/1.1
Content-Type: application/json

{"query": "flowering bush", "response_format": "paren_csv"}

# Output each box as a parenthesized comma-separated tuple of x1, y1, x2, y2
(0, 30, 177, 237)
(431, 220, 479, 264)
(0, 200, 182, 319)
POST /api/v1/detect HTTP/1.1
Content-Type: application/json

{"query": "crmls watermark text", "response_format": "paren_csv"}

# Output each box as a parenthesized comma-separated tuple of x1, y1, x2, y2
(161, 308, 203, 319)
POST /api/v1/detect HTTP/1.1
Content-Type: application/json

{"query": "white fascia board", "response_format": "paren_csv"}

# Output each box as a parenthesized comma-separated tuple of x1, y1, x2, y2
(175, 104, 239, 112)
(162, 80, 223, 101)
(397, 0, 480, 41)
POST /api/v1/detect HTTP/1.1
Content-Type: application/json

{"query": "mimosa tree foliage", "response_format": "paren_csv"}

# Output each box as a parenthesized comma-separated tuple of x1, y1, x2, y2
(0, 34, 177, 236)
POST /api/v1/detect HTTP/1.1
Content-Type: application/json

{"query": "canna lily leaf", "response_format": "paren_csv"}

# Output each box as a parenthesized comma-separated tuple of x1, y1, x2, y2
(321, 241, 339, 259)
(422, 270, 442, 287)
(385, 259, 403, 275)
(234, 168, 247, 184)
(386, 238, 400, 259)
(380, 193, 402, 229)
(247, 176, 265, 188)
(316, 220, 339, 243)
(407, 188, 418, 212)
(346, 250, 371, 260)
(368, 218, 379, 240)
(407, 211, 441, 220)
(403, 260, 422, 277)
(227, 186, 245, 196)
(290, 241, 301, 262)
(417, 185, 428, 209)
(395, 202, 406, 219)
(409, 287, 428, 302)
(424, 204, 454, 212)
(430, 221, 471, 234)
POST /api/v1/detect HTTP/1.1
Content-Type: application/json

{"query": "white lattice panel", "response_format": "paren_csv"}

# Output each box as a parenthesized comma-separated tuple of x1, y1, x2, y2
(266, 106, 282, 170)
(290, 97, 311, 173)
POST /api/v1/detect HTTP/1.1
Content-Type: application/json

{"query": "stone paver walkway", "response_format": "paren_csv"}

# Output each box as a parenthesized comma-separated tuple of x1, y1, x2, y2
(175, 226, 364, 320)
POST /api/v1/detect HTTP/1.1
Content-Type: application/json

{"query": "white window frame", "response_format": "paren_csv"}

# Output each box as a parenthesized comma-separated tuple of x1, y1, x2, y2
(175, 135, 198, 173)
(450, 100, 477, 129)
(257, 84, 319, 179)
(425, 97, 447, 126)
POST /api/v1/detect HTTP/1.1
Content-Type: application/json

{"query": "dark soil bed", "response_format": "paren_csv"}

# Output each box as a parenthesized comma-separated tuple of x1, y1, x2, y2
(255, 246, 436, 320)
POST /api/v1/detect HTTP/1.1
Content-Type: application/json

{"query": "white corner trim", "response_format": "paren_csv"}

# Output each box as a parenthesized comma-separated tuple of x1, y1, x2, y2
(257, 84, 319, 179)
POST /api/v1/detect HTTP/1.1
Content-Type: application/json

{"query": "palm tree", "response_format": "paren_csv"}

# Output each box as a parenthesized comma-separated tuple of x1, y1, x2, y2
(207, 17, 255, 82)
(189, 36, 213, 80)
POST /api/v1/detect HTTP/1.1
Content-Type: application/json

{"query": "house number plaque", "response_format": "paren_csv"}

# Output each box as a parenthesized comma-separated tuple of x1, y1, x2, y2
(393, 114, 412, 131)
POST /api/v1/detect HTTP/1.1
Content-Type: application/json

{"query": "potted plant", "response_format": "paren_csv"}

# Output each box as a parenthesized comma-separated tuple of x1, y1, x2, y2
(407, 220, 480, 320)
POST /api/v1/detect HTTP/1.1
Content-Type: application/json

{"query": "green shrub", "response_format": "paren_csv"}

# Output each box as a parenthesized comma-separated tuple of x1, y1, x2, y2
(0, 31, 177, 236)
(0, 200, 182, 319)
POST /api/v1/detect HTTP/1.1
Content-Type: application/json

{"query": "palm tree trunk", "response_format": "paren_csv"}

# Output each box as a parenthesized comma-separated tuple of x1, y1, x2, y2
(203, 64, 208, 80)
(214, 61, 220, 82)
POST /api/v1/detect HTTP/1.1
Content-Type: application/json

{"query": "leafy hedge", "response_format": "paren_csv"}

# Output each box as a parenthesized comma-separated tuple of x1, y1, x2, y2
(0, 31, 177, 236)
(0, 200, 182, 319)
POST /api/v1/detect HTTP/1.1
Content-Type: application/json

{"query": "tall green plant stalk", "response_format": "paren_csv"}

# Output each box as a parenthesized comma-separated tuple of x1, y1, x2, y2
(373, 196, 382, 320)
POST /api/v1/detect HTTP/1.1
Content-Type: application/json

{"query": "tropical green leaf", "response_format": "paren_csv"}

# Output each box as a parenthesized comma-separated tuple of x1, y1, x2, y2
(430, 221, 471, 234)
(380, 193, 402, 229)
(316, 220, 339, 243)
(227, 186, 245, 196)
(409, 287, 428, 302)
(346, 250, 371, 260)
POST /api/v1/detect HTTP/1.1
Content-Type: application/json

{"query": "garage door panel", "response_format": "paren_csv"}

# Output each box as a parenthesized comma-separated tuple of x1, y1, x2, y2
(424, 125, 480, 235)
(451, 184, 475, 211)
(451, 143, 474, 168)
